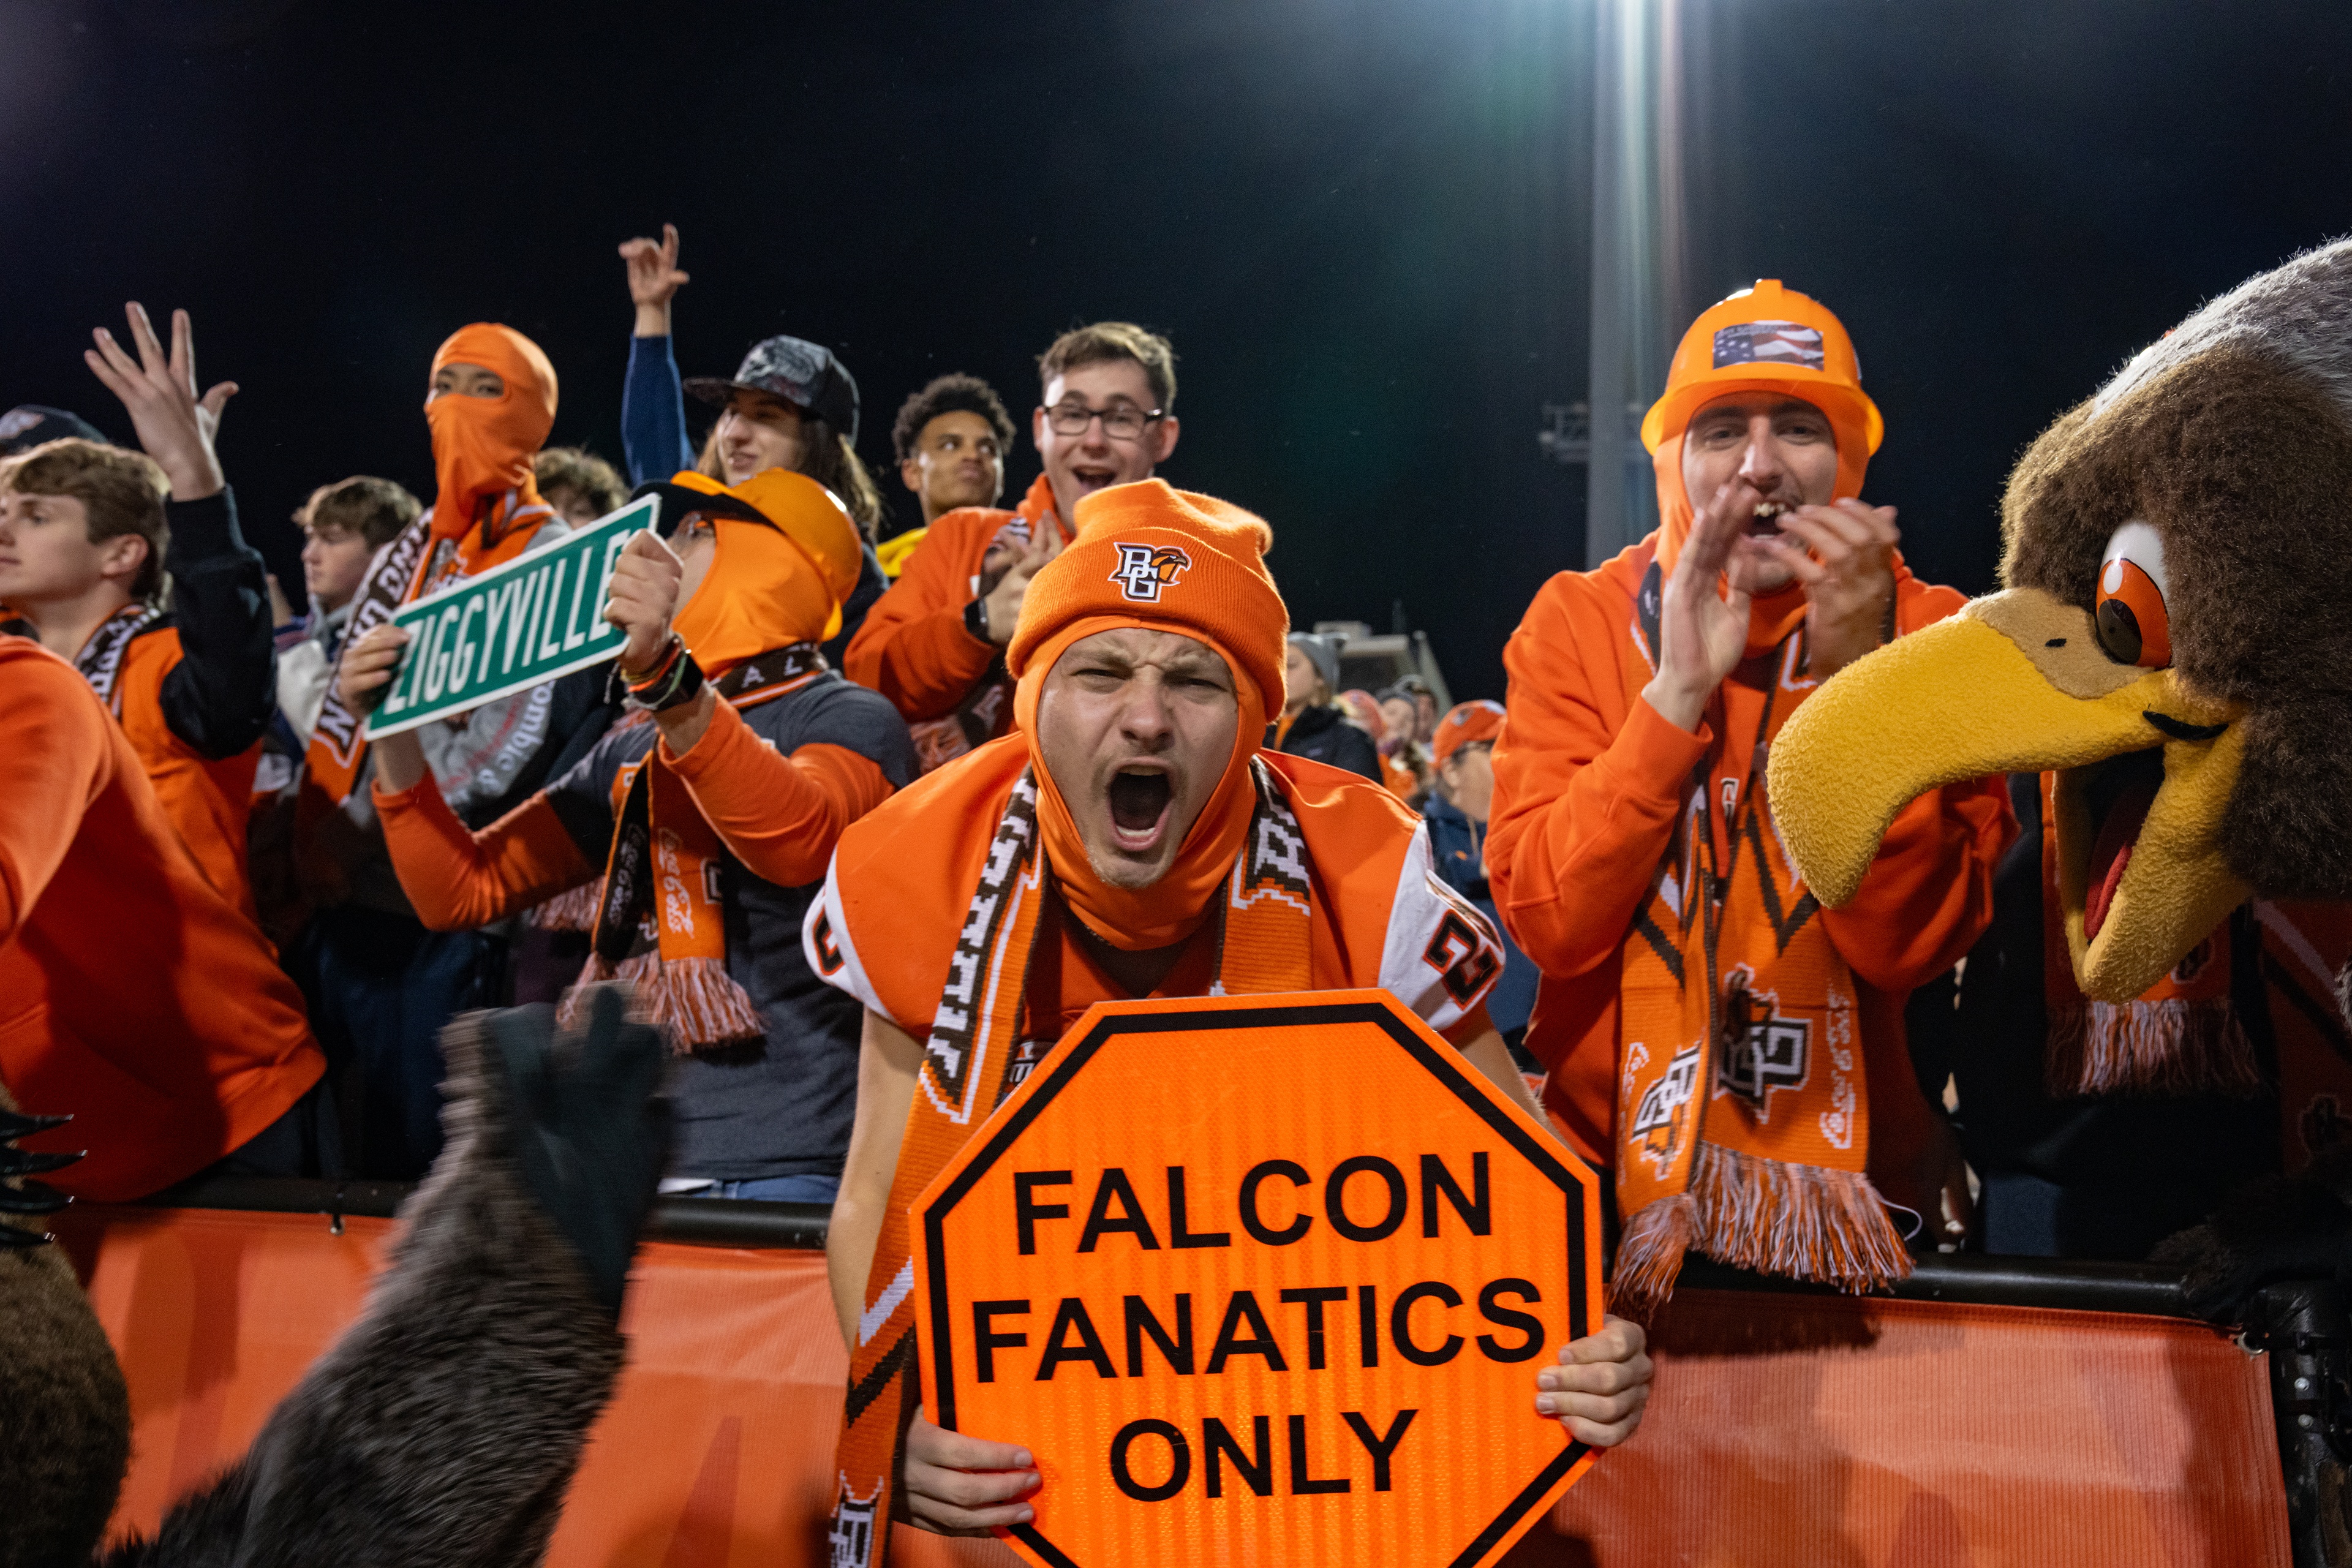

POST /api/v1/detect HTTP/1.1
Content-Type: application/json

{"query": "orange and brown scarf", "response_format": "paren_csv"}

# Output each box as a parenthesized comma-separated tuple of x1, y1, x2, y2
(1608, 545, 1910, 1324)
(553, 644, 830, 1053)
(827, 755, 1312, 1568)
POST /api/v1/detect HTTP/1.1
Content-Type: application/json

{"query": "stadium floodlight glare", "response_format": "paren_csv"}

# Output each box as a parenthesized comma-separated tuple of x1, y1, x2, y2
(1586, 0, 1686, 566)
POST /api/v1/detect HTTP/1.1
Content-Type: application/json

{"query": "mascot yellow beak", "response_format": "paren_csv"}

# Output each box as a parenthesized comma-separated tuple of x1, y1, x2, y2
(1766, 586, 2246, 1002)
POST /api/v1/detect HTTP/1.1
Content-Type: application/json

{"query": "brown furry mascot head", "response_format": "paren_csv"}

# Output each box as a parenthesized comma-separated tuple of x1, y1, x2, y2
(1770, 236, 2352, 1001)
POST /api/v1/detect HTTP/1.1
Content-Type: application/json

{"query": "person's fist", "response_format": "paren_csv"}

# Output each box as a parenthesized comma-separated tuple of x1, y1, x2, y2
(604, 530, 685, 676)
(1534, 1314, 1653, 1448)
(336, 622, 412, 717)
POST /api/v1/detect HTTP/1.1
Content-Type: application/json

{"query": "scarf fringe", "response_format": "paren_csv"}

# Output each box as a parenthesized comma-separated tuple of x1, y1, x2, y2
(557, 952, 762, 1056)
(1608, 1193, 1695, 1327)
(529, 881, 604, 932)
(1611, 1144, 1912, 1325)
(2045, 999, 2260, 1098)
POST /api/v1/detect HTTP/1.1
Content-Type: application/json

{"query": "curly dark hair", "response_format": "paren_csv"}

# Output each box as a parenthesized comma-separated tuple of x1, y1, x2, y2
(890, 373, 1017, 466)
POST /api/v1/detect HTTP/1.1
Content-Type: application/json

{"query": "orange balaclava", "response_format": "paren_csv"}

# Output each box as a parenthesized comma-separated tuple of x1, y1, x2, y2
(1641, 279, 1882, 654)
(657, 469, 864, 676)
(424, 323, 559, 542)
(1006, 480, 1289, 952)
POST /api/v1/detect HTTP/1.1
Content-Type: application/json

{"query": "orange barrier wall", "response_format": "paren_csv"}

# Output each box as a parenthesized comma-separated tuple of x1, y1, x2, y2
(56, 1205, 2288, 1567)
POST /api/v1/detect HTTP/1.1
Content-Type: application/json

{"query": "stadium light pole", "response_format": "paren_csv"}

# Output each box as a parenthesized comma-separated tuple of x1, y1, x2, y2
(1586, 0, 1686, 567)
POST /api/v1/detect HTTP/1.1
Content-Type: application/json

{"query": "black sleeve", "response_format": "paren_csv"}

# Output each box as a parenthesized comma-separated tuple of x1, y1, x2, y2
(820, 542, 891, 670)
(540, 722, 636, 867)
(1333, 721, 1384, 783)
(457, 666, 619, 831)
(156, 487, 277, 759)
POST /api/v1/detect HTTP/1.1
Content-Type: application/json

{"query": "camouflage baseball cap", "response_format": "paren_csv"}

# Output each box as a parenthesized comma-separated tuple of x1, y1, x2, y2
(682, 334, 861, 444)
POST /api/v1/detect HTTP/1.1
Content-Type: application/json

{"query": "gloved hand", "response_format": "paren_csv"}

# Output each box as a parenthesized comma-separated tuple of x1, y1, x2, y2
(0, 1107, 78, 1250)
(483, 989, 671, 1319)
(2153, 1153, 2352, 1324)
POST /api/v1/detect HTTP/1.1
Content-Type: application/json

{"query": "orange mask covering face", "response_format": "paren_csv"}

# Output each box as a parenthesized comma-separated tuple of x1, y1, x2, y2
(424, 323, 559, 541)
(1014, 614, 1267, 953)
(670, 515, 840, 679)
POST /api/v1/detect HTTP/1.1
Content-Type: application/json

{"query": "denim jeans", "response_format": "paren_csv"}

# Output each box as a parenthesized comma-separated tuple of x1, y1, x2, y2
(683, 1174, 841, 1204)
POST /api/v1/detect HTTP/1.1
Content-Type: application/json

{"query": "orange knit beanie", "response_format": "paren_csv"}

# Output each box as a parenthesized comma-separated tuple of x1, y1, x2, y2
(1006, 479, 1287, 714)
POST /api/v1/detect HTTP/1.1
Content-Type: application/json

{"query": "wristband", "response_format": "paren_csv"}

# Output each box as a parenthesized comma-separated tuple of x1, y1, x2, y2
(964, 595, 991, 644)
(620, 633, 682, 688)
(622, 635, 706, 713)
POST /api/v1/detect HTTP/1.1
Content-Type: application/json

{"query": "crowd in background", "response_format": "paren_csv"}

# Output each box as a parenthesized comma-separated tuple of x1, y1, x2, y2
(7, 230, 2329, 1306)
(0, 224, 1538, 1200)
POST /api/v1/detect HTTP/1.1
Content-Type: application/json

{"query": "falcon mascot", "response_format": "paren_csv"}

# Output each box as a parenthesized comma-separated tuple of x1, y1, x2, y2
(1768, 238, 2352, 1561)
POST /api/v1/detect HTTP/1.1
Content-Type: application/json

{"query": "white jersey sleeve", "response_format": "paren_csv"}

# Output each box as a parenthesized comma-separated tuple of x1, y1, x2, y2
(1377, 825, 1507, 1036)
(804, 852, 888, 1016)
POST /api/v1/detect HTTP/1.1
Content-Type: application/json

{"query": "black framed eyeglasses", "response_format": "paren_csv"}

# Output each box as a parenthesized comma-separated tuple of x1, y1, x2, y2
(1044, 401, 1165, 442)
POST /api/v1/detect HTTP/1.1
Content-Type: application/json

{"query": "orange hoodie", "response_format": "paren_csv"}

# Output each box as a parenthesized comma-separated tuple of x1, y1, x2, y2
(842, 473, 1059, 726)
(103, 624, 262, 925)
(0, 637, 323, 1200)
(1486, 448, 2013, 1177)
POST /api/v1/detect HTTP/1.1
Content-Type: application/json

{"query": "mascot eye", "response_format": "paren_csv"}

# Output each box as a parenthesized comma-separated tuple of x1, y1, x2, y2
(2094, 519, 2171, 668)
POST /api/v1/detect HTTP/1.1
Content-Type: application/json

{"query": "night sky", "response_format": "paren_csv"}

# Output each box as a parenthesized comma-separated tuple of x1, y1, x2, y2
(6, 0, 2350, 700)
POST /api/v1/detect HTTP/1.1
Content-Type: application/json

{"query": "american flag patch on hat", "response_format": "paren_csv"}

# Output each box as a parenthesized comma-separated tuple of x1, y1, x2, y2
(1713, 321, 1825, 371)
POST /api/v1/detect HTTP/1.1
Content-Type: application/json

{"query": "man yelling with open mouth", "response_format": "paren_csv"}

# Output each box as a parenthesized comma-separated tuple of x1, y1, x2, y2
(807, 479, 1655, 1561)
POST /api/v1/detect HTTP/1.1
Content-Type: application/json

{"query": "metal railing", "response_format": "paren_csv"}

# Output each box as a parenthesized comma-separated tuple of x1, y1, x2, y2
(144, 1174, 2190, 1317)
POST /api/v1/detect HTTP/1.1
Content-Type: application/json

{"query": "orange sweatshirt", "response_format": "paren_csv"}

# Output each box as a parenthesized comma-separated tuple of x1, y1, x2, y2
(116, 627, 262, 925)
(842, 475, 1059, 725)
(0, 638, 322, 1201)
(1486, 540, 2013, 1170)
(378, 698, 895, 932)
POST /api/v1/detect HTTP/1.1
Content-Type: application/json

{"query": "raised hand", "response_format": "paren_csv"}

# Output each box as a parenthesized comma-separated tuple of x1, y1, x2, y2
(1643, 467, 1763, 731)
(619, 223, 690, 337)
(83, 303, 235, 502)
(602, 529, 686, 676)
(978, 523, 1065, 647)
(1752, 499, 1899, 680)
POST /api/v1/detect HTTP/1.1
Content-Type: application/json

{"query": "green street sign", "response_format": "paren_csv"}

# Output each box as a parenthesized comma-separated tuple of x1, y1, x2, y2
(366, 496, 652, 739)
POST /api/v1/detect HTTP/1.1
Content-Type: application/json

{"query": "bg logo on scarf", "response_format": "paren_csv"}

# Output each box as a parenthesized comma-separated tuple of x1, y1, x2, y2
(1629, 1046, 1700, 1175)
(1108, 541, 1193, 602)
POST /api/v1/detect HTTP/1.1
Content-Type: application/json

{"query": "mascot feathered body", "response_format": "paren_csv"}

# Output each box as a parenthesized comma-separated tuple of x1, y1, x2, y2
(0, 992, 666, 1568)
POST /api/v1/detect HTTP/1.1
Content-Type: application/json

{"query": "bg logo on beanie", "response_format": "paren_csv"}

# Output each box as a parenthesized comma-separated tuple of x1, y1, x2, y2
(1107, 542, 1193, 603)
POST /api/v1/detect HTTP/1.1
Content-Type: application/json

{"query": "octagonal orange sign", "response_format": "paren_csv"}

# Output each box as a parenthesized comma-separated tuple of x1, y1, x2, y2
(911, 989, 1606, 1568)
